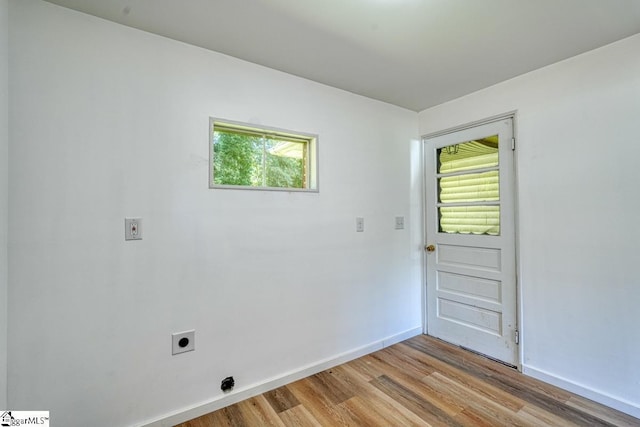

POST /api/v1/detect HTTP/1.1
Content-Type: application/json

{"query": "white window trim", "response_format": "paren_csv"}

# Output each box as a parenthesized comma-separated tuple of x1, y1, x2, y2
(209, 117, 319, 192)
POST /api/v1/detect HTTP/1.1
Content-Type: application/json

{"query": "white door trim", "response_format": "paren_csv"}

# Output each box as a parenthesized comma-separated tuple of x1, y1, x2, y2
(422, 111, 518, 140)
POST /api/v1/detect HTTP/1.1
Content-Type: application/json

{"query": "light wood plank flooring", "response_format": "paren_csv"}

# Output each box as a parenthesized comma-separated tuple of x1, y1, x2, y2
(177, 335, 639, 426)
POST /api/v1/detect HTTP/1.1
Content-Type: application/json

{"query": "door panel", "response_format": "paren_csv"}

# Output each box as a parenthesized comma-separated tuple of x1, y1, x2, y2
(438, 244, 501, 271)
(437, 271, 502, 303)
(438, 299, 502, 335)
(424, 118, 517, 366)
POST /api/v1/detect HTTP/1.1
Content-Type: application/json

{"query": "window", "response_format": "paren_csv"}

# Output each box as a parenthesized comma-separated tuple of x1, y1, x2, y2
(437, 136, 500, 235)
(209, 119, 318, 191)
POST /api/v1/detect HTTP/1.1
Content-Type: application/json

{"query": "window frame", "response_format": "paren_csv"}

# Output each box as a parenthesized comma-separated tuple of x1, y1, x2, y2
(209, 118, 319, 192)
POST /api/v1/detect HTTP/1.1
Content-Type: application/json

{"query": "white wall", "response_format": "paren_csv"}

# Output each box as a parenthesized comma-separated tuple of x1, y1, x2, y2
(0, 0, 8, 410)
(419, 34, 640, 417)
(7, 1, 421, 426)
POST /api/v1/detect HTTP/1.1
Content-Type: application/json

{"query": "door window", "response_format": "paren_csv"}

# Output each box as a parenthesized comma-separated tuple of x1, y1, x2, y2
(437, 137, 500, 235)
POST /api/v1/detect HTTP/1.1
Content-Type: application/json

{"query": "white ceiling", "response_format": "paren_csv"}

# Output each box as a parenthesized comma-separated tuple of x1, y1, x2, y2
(42, 0, 640, 111)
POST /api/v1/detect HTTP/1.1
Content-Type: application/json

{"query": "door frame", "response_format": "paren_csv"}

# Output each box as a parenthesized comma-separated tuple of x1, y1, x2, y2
(420, 111, 522, 370)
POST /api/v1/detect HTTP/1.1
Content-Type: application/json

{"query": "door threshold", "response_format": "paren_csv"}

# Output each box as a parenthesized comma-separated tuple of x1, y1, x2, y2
(459, 345, 517, 370)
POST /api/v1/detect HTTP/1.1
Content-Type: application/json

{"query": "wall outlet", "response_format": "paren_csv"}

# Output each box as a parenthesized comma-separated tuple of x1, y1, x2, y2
(395, 216, 405, 230)
(356, 217, 364, 232)
(125, 217, 142, 240)
(171, 330, 195, 355)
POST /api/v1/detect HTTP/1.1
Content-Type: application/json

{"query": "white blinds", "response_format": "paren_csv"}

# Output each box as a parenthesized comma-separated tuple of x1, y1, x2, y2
(438, 140, 500, 235)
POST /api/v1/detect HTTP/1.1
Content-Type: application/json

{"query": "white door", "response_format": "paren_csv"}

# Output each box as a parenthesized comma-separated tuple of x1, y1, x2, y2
(424, 118, 518, 366)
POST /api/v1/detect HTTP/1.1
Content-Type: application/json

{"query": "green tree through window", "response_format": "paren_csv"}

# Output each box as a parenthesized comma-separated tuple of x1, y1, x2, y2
(212, 131, 260, 186)
(210, 121, 316, 190)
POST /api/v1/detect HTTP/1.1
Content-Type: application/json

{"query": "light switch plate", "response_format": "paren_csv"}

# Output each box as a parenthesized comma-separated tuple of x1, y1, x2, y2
(356, 217, 364, 232)
(395, 216, 405, 230)
(125, 217, 142, 240)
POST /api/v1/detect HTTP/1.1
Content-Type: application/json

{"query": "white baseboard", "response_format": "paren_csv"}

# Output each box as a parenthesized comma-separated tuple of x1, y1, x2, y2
(140, 327, 422, 427)
(523, 364, 640, 419)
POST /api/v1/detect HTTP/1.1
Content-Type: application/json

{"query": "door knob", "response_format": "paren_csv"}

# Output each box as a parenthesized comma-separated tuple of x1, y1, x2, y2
(426, 244, 435, 253)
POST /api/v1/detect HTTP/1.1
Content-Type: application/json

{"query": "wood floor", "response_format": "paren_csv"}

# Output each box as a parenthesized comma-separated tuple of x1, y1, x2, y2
(177, 335, 639, 426)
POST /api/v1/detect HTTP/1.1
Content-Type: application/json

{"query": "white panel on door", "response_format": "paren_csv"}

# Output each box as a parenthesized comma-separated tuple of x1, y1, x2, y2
(438, 298, 502, 335)
(438, 244, 502, 272)
(437, 271, 502, 303)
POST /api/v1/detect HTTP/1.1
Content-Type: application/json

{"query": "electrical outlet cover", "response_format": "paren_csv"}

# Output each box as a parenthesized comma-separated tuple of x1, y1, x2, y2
(172, 330, 195, 355)
(125, 217, 142, 240)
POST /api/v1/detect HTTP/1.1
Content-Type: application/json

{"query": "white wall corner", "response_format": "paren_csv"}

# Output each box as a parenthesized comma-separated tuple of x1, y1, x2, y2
(140, 327, 422, 427)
